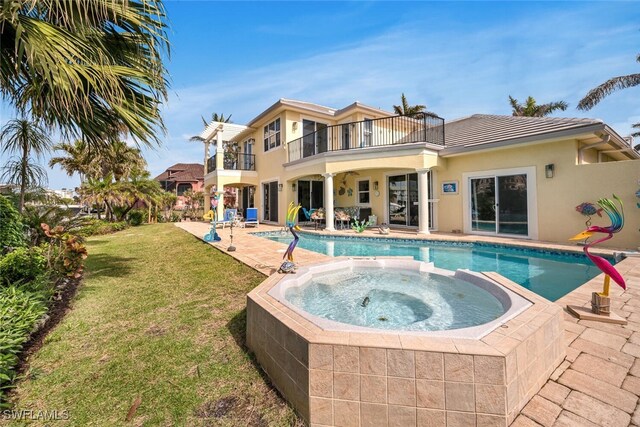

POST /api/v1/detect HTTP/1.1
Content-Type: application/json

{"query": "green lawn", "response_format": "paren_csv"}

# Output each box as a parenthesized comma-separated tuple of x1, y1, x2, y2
(7, 224, 301, 426)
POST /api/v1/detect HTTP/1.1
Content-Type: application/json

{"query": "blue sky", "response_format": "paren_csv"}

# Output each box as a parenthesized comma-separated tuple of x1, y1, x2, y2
(2, 1, 640, 189)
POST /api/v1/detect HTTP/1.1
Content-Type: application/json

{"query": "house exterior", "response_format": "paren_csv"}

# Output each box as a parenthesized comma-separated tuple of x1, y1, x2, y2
(155, 163, 204, 210)
(198, 99, 640, 249)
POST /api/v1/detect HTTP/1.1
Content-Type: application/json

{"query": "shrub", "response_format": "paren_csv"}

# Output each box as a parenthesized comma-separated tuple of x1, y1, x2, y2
(128, 209, 145, 226)
(0, 247, 46, 287)
(41, 224, 87, 279)
(0, 286, 49, 400)
(0, 196, 24, 250)
(77, 219, 128, 237)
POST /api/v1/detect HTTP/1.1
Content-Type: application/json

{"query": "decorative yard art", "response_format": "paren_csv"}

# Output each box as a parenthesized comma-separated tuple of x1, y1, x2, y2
(278, 202, 302, 274)
(203, 191, 223, 242)
(567, 195, 627, 324)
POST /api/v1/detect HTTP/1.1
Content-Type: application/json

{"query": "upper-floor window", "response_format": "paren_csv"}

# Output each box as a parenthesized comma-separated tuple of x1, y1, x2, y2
(177, 183, 192, 196)
(263, 118, 281, 152)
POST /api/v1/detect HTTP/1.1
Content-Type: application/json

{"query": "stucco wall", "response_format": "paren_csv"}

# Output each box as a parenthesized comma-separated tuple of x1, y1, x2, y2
(436, 140, 640, 249)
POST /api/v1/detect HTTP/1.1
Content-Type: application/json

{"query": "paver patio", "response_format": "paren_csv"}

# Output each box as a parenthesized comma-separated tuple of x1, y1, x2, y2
(176, 221, 640, 426)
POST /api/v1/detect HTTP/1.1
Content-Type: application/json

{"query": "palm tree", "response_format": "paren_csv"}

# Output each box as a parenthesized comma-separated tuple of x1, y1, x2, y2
(49, 139, 97, 183)
(102, 141, 147, 182)
(508, 96, 568, 117)
(190, 113, 234, 174)
(393, 93, 427, 116)
(0, 119, 52, 213)
(0, 0, 169, 147)
(115, 172, 164, 221)
(79, 175, 123, 221)
(578, 54, 640, 134)
(200, 113, 233, 127)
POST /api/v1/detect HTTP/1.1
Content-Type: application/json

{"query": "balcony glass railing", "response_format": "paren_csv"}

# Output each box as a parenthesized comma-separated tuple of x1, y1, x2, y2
(286, 113, 445, 162)
(206, 152, 255, 173)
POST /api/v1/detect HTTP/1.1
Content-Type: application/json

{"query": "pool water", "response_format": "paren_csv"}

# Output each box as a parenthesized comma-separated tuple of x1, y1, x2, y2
(256, 232, 605, 301)
(285, 268, 505, 331)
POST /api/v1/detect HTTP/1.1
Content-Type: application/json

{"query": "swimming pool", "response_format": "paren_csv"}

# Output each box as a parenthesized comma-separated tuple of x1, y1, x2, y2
(254, 231, 606, 301)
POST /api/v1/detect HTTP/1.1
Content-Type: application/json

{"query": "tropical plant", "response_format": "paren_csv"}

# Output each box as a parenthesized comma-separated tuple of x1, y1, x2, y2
(41, 224, 88, 279)
(393, 93, 427, 116)
(78, 175, 123, 221)
(352, 219, 370, 233)
(0, 196, 24, 250)
(0, 285, 49, 400)
(0, 247, 46, 287)
(200, 112, 232, 127)
(508, 96, 568, 117)
(114, 172, 163, 221)
(0, 0, 170, 147)
(0, 119, 52, 212)
(578, 54, 640, 137)
(101, 141, 147, 182)
(49, 140, 97, 183)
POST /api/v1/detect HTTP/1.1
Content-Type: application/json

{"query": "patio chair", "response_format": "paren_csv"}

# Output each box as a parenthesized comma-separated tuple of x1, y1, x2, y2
(244, 208, 259, 227)
(302, 207, 313, 225)
(219, 208, 237, 229)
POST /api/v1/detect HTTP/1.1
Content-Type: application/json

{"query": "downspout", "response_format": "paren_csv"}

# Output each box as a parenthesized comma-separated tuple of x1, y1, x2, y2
(578, 134, 610, 164)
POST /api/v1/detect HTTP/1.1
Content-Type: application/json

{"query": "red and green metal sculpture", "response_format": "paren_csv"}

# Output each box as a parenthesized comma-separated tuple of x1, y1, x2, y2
(279, 202, 302, 274)
(570, 195, 626, 299)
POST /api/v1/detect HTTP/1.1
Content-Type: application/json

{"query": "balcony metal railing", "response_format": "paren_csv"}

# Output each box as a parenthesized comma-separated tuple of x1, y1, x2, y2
(206, 152, 256, 173)
(286, 113, 445, 162)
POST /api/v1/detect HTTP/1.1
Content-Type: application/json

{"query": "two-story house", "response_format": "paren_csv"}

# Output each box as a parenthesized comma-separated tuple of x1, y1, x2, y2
(155, 163, 204, 210)
(197, 99, 640, 249)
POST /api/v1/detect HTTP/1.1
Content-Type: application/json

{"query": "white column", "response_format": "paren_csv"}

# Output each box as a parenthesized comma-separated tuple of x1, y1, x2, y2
(203, 141, 210, 174)
(323, 173, 335, 231)
(216, 131, 225, 170)
(417, 168, 431, 234)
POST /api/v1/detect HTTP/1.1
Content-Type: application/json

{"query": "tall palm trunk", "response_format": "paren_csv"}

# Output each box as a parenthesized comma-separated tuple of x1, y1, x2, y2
(19, 139, 29, 213)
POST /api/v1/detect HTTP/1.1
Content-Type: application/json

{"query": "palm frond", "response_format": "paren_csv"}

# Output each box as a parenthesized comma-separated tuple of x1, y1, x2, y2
(578, 73, 640, 110)
(0, 0, 170, 147)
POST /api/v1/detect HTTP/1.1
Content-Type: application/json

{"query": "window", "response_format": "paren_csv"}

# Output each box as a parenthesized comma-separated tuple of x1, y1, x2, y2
(357, 180, 370, 205)
(263, 118, 281, 152)
(177, 183, 192, 196)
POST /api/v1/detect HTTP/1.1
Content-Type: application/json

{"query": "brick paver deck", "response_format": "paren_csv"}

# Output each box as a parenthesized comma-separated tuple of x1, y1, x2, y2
(175, 221, 640, 426)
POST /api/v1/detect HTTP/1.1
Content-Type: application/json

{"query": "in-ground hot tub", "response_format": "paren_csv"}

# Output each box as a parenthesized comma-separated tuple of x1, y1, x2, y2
(247, 258, 566, 426)
(269, 259, 531, 338)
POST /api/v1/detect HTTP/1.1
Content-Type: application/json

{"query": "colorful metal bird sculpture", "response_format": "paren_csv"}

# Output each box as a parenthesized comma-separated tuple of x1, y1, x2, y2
(570, 195, 625, 297)
(279, 202, 302, 274)
(203, 191, 223, 242)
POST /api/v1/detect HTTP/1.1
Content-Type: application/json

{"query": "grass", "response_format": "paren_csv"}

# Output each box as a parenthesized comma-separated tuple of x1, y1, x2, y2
(7, 224, 301, 426)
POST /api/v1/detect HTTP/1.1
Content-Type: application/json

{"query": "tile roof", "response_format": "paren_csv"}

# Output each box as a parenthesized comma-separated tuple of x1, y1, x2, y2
(443, 114, 604, 151)
(154, 163, 204, 182)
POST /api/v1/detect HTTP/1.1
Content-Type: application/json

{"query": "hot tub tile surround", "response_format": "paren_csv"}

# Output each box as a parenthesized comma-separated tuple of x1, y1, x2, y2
(246, 263, 566, 427)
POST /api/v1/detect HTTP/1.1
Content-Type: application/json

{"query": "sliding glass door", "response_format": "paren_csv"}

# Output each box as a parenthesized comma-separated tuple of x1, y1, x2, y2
(297, 180, 324, 222)
(388, 172, 432, 228)
(470, 174, 528, 236)
(263, 181, 278, 222)
(302, 120, 328, 157)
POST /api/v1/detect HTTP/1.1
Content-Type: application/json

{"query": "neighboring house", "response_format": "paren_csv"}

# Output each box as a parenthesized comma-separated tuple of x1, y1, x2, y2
(197, 98, 640, 249)
(155, 163, 204, 210)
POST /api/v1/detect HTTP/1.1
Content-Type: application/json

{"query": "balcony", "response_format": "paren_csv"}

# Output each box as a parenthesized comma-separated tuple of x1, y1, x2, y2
(206, 152, 256, 173)
(287, 113, 445, 162)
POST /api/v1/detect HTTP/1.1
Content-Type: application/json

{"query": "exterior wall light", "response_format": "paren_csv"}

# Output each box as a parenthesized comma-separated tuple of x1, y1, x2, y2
(545, 164, 554, 179)
(373, 181, 379, 190)
(292, 122, 298, 132)
(278, 183, 283, 191)
(292, 182, 296, 192)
